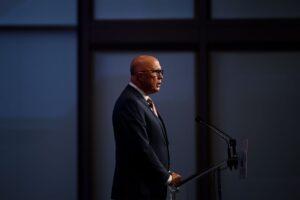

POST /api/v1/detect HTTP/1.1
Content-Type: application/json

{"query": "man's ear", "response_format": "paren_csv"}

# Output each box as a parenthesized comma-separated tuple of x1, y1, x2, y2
(136, 72, 145, 81)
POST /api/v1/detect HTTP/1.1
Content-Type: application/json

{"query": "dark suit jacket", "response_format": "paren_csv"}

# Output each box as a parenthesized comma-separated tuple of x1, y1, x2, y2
(111, 85, 170, 200)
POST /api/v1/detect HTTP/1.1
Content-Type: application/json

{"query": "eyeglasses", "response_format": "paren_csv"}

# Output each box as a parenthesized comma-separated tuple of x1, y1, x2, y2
(138, 69, 164, 76)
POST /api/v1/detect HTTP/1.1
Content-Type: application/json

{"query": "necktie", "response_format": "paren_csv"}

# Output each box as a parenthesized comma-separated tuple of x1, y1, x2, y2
(147, 97, 158, 117)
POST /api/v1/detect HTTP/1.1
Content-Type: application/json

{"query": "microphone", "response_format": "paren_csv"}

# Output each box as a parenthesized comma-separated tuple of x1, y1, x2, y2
(195, 116, 233, 142)
(195, 116, 248, 178)
(169, 117, 248, 199)
(195, 116, 238, 170)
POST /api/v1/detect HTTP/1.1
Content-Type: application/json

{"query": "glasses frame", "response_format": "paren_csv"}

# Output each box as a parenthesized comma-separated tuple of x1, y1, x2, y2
(138, 69, 164, 76)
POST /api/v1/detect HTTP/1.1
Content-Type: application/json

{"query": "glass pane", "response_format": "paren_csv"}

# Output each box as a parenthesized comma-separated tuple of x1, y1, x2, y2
(0, 0, 76, 25)
(0, 32, 77, 200)
(93, 52, 197, 199)
(94, 0, 193, 20)
(209, 52, 300, 200)
(212, 0, 300, 19)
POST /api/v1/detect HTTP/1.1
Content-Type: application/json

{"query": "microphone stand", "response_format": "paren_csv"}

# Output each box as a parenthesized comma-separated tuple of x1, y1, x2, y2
(169, 117, 239, 200)
(195, 117, 239, 170)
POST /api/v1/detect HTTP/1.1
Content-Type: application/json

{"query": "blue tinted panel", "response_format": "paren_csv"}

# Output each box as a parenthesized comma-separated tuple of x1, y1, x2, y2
(0, 32, 77, 200)
(94, 0, 193, 19)
(210, 52, 300, 200)
(212, 0, 300, 19)
(0, 0, 76, 25)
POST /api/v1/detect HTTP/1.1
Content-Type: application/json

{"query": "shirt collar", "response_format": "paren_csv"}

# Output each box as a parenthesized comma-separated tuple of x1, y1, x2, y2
(129, 82, 149, 100)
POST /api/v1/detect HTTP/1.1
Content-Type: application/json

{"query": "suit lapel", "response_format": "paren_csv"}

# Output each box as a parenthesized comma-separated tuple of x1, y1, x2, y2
(157, 114, 169, 146)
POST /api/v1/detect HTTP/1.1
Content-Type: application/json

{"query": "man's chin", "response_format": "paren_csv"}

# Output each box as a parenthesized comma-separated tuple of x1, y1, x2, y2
(155, 87, 161, 92)
(148, 88, 160, 94)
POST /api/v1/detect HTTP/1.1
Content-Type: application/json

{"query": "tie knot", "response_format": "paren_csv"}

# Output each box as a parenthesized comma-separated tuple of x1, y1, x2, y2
(146, 98, 154, 108)
(146, 97, 158, 117)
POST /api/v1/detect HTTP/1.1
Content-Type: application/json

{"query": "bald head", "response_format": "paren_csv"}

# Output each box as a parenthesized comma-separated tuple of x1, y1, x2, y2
(129, 55, 163, 95)
(130, 55, 159, 75)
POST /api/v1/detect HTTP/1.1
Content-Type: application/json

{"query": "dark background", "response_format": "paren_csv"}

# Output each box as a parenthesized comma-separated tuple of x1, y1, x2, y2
(1, 0, 300, 200)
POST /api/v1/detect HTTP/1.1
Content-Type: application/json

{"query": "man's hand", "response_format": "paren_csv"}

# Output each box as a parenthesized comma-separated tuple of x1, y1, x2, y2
(170, 172, 182, 187)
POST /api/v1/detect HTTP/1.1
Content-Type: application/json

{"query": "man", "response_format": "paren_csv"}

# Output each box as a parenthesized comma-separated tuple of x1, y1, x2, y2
(111, 55, 181, 200)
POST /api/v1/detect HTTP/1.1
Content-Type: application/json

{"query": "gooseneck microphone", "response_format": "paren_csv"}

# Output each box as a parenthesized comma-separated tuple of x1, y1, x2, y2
(169, 116, 248, 200)
(195, 116, 238, 170)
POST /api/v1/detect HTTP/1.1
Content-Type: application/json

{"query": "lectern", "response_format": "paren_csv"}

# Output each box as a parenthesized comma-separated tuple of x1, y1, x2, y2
(169, 118, 248, 200)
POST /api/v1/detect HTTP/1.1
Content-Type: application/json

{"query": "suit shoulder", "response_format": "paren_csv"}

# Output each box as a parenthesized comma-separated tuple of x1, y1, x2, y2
(114, 86, 145, 112)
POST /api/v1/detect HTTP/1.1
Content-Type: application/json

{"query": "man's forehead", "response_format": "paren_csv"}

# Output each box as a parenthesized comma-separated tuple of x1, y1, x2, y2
(137, 59, 160, 69)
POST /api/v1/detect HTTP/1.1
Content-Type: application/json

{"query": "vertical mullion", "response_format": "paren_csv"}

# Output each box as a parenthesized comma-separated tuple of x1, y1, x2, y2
(78, 0, 93, 199)
(196, 0, 210, 199)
